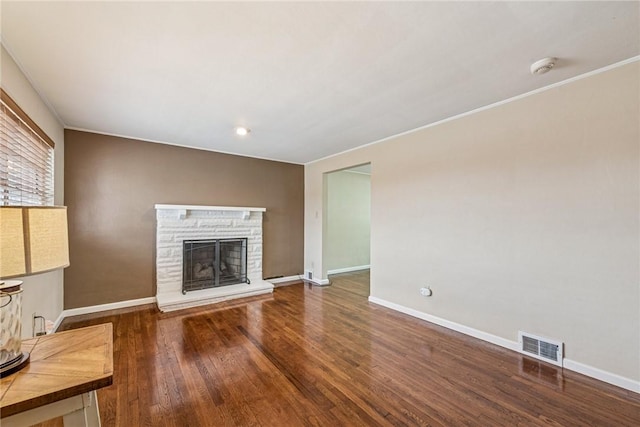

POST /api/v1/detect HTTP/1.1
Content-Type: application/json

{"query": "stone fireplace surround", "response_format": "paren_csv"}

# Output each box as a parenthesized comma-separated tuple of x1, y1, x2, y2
(155, 204, 274, 312)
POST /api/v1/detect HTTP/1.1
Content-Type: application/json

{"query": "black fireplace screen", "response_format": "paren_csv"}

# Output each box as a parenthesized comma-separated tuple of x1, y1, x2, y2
(182, 238, 249, 293)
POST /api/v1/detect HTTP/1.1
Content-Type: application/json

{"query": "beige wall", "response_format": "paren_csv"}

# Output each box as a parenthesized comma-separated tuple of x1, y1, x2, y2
(64, 130, 304, 309)
(305, 62, 639, 384)
(325, 170, 370, 273)
(1, 44, 65, 337)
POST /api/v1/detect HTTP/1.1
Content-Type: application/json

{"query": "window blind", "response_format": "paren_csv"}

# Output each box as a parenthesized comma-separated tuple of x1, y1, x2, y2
(0, 91, 54, 206)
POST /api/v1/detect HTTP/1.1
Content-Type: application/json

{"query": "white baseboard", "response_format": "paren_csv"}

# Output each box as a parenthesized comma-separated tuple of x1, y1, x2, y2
(305, 277, 330, 286)
(266, 275, 304, 284)
(327, 265, 370, 275)
(563, 358, 640, 393)
(51, 311, 66, 333)
(61, 297, 157, 320)
(368, 296, 639, 394)
(368, 296, 519, 352)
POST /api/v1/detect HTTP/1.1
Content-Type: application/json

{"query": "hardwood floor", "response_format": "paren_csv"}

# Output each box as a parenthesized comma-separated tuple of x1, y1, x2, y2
(38, 271, 639, 426)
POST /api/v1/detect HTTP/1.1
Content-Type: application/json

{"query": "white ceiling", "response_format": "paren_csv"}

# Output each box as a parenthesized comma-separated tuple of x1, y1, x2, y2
(1, 1, 638, 164)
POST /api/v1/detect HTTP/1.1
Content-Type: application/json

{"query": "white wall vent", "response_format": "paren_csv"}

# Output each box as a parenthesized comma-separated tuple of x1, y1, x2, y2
(304, 270, 313, 281)
(518, 331, 563, 367)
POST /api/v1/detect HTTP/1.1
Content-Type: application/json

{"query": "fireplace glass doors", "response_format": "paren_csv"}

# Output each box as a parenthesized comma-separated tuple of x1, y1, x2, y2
(182, 238, 249, 293)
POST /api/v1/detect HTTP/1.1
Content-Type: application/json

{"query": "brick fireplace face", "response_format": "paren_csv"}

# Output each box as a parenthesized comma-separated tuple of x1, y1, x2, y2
(155, 206, 264, 297)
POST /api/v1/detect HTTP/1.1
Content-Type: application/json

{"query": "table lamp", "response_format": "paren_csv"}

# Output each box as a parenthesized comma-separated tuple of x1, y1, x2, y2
(0, 206, 69, 376)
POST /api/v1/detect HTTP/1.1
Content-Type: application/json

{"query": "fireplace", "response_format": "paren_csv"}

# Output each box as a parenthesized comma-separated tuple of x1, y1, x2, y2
(154, 204, 274, 312)
(183, 238, 249, 293)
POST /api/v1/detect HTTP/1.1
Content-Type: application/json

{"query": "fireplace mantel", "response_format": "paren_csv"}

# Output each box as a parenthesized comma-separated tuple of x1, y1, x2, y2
(155, 204, 266, 220)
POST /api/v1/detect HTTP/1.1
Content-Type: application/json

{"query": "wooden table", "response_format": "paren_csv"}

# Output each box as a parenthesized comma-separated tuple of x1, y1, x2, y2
(0, 323, 113, 426)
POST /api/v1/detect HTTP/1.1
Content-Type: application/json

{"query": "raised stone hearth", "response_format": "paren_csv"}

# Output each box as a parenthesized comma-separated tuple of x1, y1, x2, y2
(155, 204, 274, 312)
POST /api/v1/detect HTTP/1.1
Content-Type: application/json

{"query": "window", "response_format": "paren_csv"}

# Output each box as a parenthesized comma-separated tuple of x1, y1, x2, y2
(0, 88, 54, 206)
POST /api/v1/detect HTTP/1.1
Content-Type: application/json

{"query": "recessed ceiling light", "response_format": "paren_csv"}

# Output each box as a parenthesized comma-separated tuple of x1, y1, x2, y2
(235, 126, 250, 136)
(530, 57, 557, 75)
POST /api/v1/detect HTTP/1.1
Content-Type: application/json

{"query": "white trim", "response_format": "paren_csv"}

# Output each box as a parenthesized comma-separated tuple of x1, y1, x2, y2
(327, 265, 370, 275)
(154, 204, 266, 212)
(563, 359, 640, 393)
(306, 56, 640, 166)
(368, 296, 519, 351)
(368, 296, 640, 394)
(51, 311, 66, 333)
(344, 170, 371, 176)
(305, 277, 330, 286)
(62, 297, 156, 319)
(51, 297, 157, 332)
(266, 275, 303, 284)
(64, 126, 304, 165)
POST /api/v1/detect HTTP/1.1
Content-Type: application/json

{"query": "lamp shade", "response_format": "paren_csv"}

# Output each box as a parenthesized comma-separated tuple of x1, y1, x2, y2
(0, 206, 69, 279)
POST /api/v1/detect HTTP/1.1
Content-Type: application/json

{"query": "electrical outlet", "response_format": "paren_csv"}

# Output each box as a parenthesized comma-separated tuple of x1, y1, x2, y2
(32, 313, 46, 337)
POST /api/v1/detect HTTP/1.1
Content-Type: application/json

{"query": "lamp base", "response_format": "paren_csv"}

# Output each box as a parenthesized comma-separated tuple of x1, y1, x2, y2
(0, 351, 30, 377)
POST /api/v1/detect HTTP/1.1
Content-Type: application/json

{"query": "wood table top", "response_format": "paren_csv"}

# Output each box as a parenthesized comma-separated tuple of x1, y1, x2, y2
(0, 323, 113, 418)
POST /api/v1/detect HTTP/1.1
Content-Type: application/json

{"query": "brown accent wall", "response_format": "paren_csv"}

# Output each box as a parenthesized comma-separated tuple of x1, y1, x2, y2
(64, 130, 304, 309)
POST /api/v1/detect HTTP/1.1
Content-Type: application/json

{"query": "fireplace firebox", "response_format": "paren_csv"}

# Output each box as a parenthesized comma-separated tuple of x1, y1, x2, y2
(182, 238, 249, 294)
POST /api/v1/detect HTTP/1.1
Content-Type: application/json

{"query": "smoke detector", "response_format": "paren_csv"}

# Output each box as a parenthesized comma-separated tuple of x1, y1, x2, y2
(530, 57, 557, 75)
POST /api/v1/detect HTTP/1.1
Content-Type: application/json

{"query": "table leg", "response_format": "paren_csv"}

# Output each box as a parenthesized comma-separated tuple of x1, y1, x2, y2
(2, 390, 102, 427)
(86, 390, 102, 427)
(62, 391, 101, 427)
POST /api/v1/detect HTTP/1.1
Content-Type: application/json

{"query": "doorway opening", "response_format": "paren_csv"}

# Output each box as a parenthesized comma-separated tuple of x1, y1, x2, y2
(322, 163, 371, 296)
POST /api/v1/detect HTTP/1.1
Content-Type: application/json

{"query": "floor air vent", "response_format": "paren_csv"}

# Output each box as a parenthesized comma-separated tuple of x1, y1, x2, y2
(518, 331, 563, 367)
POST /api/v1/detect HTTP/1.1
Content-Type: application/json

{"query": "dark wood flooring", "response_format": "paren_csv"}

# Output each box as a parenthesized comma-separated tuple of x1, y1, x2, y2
(37, 271, 639, 426)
